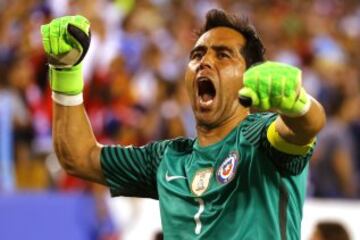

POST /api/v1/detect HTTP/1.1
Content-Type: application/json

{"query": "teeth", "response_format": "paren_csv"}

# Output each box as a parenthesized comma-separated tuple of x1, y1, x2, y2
(199, 98, 213, 106)
(198, 77, 209, 82)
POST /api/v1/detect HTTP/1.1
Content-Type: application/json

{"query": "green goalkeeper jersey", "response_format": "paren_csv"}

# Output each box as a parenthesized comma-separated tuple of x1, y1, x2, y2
(101, 113, 313, 240)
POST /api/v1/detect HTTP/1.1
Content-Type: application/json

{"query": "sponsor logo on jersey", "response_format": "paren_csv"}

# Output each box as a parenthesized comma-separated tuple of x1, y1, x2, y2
(216, 151, 239, 184)
(191, 168, 213, 196)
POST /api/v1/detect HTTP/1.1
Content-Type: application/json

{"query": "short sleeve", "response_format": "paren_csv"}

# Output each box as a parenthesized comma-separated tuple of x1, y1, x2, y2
(100, 140, 171, 199)
(242, 113, 314, 176)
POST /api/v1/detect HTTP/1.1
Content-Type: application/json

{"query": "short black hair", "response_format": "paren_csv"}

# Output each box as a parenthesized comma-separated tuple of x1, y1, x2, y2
(317, 222, 350, 240)
(197, 9, 265, 69)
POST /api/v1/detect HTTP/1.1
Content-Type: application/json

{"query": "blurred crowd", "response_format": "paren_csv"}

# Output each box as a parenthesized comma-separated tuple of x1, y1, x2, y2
(1, 0, 360, 219)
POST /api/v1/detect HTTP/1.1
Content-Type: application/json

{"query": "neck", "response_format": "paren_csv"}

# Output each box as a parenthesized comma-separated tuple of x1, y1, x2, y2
(196, 108, 249, 147)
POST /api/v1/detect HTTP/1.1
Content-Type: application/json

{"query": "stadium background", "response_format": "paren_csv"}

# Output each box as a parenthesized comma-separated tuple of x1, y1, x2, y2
(0, 0, 360, 239)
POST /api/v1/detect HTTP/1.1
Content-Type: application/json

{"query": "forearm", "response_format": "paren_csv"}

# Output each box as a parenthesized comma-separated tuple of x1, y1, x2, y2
(53, 102, 104, 183)
(42, 16, 106, 184)
(275, 98, 326, 145)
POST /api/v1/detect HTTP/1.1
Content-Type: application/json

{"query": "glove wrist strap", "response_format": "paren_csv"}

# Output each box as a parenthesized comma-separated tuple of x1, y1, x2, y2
(50, 64, 83, 95)
(52, 92, 83, 106)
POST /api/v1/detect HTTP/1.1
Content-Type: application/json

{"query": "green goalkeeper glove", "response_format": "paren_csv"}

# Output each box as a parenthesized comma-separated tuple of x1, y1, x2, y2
(238, 61, 311, 117)
(40, 15, 91, 95)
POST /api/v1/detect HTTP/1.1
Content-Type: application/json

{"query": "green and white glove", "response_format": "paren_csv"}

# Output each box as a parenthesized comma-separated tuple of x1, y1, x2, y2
(238, 61, 311, 117)
(41, 15, 90, 96)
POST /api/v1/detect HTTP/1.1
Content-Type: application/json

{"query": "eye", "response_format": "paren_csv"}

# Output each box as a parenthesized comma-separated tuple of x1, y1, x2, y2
(190, 51, 203, 60)
(218, 52, 230, 59)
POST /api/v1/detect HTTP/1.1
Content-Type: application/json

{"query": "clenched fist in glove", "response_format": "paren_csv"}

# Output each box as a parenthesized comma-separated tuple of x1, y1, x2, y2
(239, 61, 311, 117)
(41, 15, 90, 96)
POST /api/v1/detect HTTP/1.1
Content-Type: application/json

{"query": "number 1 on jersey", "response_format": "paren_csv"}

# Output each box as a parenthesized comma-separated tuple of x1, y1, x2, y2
(194, 198, 205, 234)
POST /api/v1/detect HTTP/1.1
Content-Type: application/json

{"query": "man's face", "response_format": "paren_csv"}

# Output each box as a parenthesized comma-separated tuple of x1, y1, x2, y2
(185, 27, 247, 128)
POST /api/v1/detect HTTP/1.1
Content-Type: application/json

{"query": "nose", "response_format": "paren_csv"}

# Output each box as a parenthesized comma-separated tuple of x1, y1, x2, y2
(196, 52, 213, 73)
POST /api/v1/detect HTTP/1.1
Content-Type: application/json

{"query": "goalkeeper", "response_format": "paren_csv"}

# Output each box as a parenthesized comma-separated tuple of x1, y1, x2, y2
(41, 9, 325, 240)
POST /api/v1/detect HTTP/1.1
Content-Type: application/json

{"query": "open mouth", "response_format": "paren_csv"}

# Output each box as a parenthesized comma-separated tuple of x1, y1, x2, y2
(197, 77, 216, 107)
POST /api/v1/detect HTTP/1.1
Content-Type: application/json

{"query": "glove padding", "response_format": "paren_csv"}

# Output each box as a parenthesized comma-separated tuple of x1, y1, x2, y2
(40, 15, 90, 95)
(41, 15, 90, 68)
(239, 61, 311, 117)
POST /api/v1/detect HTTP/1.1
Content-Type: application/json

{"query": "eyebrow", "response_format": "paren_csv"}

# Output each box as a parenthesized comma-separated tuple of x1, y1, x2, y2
(189, 44, 235, 58)
(212, 45, 234, 55)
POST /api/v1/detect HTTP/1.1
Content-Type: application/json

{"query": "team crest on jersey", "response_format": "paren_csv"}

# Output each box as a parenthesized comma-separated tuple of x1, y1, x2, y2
(191, 168, 213, 196)
(216, 151, 239, 184)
